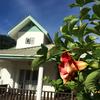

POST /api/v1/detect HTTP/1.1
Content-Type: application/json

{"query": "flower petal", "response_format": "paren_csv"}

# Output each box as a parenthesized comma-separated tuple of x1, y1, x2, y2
(60, 52, 72, 63)
(75, 61, 88, 71)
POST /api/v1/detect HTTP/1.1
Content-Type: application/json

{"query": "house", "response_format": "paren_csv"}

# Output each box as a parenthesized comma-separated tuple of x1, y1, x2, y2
(0, 16, 58, 92)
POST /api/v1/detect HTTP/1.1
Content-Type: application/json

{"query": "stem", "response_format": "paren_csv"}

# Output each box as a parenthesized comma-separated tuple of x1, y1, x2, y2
(79, 7, 82, 26)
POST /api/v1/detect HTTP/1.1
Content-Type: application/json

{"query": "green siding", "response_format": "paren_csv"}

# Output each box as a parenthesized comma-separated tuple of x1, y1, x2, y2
(17, 21, 42, 38)
(28, 26, 41, 32)
(19, 21, 41, 32)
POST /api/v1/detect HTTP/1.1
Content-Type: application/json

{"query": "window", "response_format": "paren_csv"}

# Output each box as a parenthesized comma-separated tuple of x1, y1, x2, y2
(25, 37, 35, 44)
(19, 70, 38, 89)
(25, 70, 31, 81)
(19, 70, 25, 82)
(32, 71, 38, 84)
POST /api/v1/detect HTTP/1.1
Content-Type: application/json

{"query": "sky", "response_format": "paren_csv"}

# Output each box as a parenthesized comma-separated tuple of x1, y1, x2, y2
(0, 0, 79, 39)
(0, 0, 99, 42)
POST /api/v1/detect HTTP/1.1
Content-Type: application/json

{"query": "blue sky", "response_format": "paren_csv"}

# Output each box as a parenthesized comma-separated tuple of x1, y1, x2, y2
(0, 0, 99, 42)
(0, 0, 79, 39)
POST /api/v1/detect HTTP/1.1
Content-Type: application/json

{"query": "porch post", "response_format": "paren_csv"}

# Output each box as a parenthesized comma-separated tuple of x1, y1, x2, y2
(36, 66, 44, 100)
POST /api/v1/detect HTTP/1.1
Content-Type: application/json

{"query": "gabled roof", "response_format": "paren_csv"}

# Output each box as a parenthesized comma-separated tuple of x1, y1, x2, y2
(8, 16, 52, 42)
(0, 44, 54, 60)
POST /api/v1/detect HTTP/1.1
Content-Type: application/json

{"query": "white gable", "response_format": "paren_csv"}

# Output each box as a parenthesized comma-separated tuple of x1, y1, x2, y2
(8, 16, 52, 49)
(16, 31, 44, 48)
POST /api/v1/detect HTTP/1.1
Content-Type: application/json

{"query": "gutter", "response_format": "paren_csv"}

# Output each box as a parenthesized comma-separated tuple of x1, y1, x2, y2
(0, 54, 43, 60)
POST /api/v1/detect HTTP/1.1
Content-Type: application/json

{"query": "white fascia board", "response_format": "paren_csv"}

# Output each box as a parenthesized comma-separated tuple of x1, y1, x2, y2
(8, 16, 31, 38)
(0, 54, 43, 60)
(28, 16, 52, 43)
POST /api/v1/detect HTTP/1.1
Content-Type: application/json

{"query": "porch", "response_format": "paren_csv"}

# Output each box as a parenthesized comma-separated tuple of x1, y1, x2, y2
(0, 87, 74, 100)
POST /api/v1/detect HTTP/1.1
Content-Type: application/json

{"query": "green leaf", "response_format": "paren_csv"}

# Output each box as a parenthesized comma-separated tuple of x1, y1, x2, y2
(61, 34, 74, 42)
(69, 3, 80, 8)
(72, 26, 79, 34)
(79, 23, 88, 35)
(80, 7, 91, 20)
(85, 35, 96, 43)
(78, 72, 84, 82)
(70, 0, 94, 8)
(64, 15, 77, 22)
(31, 56, 45, 70)
(73, 23, 87, 42)
(54, 32, 65, 48)
(90, 60, 100, 69)
(84, 69, 100, 93)
(93, 46, 100, 59)
(76, 92, 90, 100)
(76, 0, 84, 6)
(60, 25, 68, 35)
(93, 4, 100, 18)
(76, 0, 94, 6)
(90, 14, 100, 20)
(31, 45, 48, 70)
(72, 23, 87, 38)
(90, 21, 100, 26)
(83, 0, 94, 5)
(66, 81, 78, 90)
(56, 79, 63, 85)
(67, 41, 78, 50)
(82, 14, 90, 20)
(54, 32, 59, 45)
(86, 27, 100, 35)
(47, 46, 62, 60)
(37, 44, 48, 57)
(94, 24, 100, 34)
(68, 18, 79, 32)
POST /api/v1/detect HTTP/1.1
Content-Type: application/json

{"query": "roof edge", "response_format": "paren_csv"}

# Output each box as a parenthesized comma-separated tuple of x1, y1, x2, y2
(0, 54, 43, 60)
(8, 15, 52, 43)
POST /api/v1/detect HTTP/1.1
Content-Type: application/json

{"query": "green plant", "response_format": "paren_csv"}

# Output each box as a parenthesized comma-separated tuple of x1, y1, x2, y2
(32, 0, 100, 99)
(43, 76, 68, 92)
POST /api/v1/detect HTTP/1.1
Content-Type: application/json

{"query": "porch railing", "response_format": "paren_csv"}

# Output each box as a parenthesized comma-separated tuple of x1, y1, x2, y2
(0, 87, 74, 100)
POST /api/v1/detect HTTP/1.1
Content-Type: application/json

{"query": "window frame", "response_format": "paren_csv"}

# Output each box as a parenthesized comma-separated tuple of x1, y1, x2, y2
(25, 37, 35, 44)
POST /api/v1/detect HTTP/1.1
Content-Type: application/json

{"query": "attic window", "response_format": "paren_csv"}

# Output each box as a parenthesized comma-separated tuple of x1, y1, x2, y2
(25, 37, 35, 44)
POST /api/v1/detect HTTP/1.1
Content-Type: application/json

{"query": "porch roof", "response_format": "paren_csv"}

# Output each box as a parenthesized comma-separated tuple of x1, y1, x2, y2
(0, 44, 54, 60)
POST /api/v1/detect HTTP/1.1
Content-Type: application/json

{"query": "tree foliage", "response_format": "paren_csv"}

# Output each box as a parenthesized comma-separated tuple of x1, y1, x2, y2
(0, 34, 16, 49)
(32, 0, 100, 99)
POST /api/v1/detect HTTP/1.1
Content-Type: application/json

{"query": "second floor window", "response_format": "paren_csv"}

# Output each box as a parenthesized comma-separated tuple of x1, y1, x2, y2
(25, 37, 35, 44)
